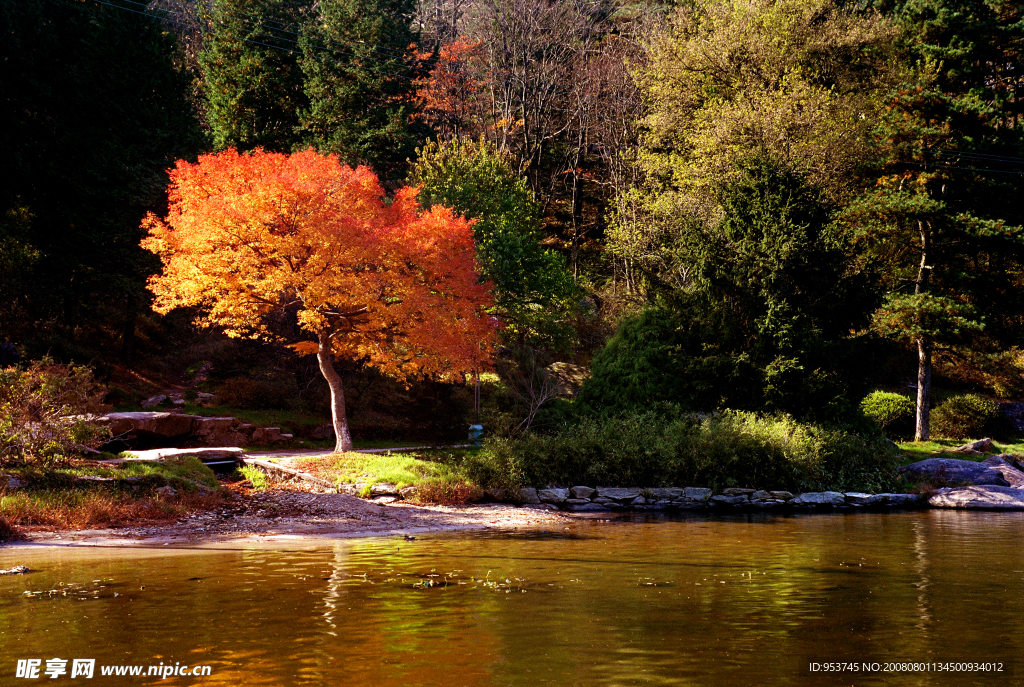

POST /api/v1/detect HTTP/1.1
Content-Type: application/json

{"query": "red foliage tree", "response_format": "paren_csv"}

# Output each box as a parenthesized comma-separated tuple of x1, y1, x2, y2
(143, 148, 496, 451)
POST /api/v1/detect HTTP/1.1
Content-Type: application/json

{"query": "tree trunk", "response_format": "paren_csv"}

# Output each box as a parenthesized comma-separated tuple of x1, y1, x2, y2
(914, 219, 932, 441)
(915, 336, 932, 441)
(317, 331, 353, 452)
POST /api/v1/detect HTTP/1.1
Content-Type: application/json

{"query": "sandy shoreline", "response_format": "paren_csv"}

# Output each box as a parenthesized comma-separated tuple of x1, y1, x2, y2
(5, 486, 573, 549)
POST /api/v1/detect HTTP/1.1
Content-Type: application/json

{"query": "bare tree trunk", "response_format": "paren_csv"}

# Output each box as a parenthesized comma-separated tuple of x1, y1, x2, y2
(317, 330, 353, 452)
(914, 219, 932, 441)
(915, 337, 931, 441)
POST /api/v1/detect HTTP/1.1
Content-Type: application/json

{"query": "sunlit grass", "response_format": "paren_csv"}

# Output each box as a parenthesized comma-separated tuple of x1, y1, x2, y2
(897, 437, 1024, 463)
(293, 450, 482, 504)
(294, 451, 438, 488)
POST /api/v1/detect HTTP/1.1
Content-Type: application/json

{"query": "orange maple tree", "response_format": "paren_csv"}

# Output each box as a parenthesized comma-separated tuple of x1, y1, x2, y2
(414, 38, 487, 138)
(142, 148, 497, 451)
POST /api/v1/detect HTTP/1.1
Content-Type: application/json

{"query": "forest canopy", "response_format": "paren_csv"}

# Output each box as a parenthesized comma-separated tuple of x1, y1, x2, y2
(2, 0, 1022, 442)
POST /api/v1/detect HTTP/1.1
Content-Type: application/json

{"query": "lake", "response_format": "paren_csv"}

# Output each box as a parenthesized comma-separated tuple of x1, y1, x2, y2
(2, 510, 1023, 685)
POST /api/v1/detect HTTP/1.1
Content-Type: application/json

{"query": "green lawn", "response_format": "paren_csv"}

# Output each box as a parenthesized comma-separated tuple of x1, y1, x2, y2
(897, 437, 1024, 463)
(291, 449, 481, 502)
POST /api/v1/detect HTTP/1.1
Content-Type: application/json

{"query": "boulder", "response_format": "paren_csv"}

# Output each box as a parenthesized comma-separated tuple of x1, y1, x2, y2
(646, 487, 683, 500)
(570, 486, 596, 500)
(844, 492, 887, 506)
(251, 427, 284, 444)
(195, 392, 218, 407)
(722, 488, 756, 496)
(96, 412, 196, 440)
(980, 456, 1024, 488)
(565, 502, 609, 512)
(899, 458, 1010, 487)
(929, 485, 1024, 511)
(484, 487, 507, 502)
(950, 438, 994, 456)
(155, 485, 176, 497)
(884, 493, 922, 507)
(538, 488, 568, 504)
(518, 488, 541, 504)
(523, 503, 559, 511)
(597, 487, 641, 501)
(710, 494, 748, 506)
(769, 491, 794, 500)
(564, 498, 591, 505)
(1, 474, 25, 490)
(789, 491, 845, 507)
(399, 486, 418, 500)
(680, 487, 712, 502)
(141, 394, 169, 409)
(750, 490, 771, 501)
(370, 483, 398, 496)
(125, 447, 244, 464)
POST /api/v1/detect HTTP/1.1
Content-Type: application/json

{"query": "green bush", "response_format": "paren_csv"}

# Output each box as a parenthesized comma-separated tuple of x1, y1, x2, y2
(929, 394, 1011, 440)
(860, 391, 916, 439)
(477, 407, 902, 493)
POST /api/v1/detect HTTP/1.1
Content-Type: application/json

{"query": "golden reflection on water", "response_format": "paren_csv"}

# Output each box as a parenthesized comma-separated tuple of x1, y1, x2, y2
(2, 511, 1024, 686)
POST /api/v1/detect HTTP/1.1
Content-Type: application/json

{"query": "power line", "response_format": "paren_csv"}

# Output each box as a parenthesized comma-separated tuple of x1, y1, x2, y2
(86, 0, 633, 128)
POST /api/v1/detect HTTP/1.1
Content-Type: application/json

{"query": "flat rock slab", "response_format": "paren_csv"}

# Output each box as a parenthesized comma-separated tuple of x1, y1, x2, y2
(899, 458, 1010, 487)
(980, 456, 1024, 488)
(929, 485, 1024, 510)
(126, 448, 245, 462)
(790, 491, 845, 507)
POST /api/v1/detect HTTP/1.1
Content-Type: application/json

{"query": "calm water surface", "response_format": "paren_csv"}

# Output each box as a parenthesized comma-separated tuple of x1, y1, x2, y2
(2, 511, 1023, 686)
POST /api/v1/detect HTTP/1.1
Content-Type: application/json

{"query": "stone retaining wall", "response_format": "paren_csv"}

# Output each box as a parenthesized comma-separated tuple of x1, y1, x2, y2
(242, 458, 924, 511)
(511, 486, 923, 511)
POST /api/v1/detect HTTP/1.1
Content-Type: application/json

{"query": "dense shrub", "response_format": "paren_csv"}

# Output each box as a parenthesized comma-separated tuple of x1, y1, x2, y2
(477, 407, 903, 493)
(860, 391, 916, 439)
(0, 358, 109, 466)
(929, 394, 1011, 440)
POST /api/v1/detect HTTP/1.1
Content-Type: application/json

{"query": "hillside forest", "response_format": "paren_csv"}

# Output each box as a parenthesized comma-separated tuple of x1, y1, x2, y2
(2, 0, 1022, 447)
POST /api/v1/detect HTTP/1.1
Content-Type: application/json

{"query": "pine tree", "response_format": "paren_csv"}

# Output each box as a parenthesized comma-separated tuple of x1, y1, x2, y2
(198, 0, 309, 152)
(298, 0, 426, 178)
(852, 0, 1024, 439)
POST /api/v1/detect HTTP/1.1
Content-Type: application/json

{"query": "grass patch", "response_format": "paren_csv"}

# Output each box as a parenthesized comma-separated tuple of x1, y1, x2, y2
(0, 458, 227, 529)
(237, 465, 269, 490)
(293, 450, 482, 504)
(294, 451, 438, 489)
(897, 438, 1024, 463)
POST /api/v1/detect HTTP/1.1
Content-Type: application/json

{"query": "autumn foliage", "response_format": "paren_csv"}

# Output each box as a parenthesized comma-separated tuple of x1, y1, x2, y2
(142, 148, 496, 449)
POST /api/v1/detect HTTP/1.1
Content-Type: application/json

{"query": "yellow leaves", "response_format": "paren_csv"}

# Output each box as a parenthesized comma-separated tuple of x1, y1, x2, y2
(142, 148, 497, 377)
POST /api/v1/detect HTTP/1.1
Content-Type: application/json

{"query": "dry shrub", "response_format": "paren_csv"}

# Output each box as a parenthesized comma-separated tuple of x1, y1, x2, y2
(0, 491, 227, 530)
(0, 357, 109, 467)
(0, 515, 22, 542)
(414, 477, 483, 505)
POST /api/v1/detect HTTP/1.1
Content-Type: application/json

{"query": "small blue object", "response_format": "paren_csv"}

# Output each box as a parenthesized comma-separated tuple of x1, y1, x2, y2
(468, 424, 484, 447)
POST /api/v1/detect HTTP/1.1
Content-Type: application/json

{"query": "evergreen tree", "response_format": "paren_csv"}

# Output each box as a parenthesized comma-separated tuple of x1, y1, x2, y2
(851, 0, 1024, 439)
(299, 0, 426, 178)
(198, 0, 309, 152)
